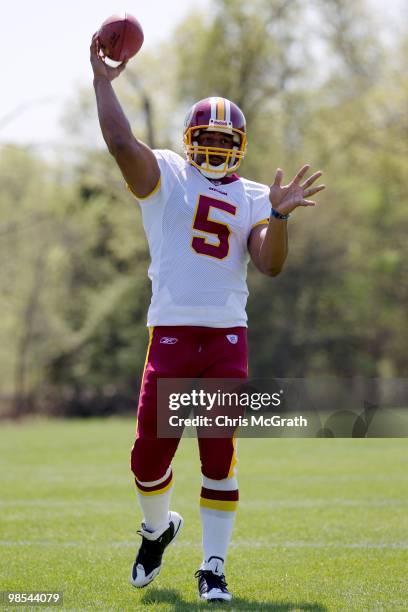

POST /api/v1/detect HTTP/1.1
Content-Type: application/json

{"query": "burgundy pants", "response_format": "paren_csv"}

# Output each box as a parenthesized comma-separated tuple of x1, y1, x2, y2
(131, 326, 248, 483)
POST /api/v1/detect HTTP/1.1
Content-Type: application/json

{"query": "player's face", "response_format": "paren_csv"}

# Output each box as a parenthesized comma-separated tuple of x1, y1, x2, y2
(196, 131, 235, 166)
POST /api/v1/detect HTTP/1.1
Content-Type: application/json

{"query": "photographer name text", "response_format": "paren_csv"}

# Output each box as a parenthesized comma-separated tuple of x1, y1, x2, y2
(168, 415, 308, 428)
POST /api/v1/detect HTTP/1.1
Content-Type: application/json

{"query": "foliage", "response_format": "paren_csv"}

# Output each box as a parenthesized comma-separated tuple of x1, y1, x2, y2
(0, 146, 150, 415)
(1, 0, 407, 415)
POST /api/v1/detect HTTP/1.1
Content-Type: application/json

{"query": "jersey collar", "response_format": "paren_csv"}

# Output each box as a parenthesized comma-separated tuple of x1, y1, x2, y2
(189, 163, 241, 187)
(211, 173, 240, 185)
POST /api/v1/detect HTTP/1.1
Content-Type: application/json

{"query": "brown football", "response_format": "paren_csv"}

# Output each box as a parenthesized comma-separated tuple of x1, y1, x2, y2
(97, 13, 144, 63)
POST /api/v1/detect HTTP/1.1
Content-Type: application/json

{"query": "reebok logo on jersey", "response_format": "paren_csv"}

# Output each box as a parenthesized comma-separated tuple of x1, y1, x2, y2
(160, 337, 178, 344)
(226, 334, 238, 344)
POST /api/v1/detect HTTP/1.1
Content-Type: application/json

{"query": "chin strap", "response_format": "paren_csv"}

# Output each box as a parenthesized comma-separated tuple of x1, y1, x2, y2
(199, 164, 228, 179)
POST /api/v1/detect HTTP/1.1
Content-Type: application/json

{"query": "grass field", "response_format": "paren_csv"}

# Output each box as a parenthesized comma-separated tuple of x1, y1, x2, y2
(0, 418, 407, 611)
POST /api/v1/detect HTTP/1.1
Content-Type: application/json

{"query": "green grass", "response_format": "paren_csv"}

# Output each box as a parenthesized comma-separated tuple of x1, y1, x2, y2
(0, 418, 407, 611)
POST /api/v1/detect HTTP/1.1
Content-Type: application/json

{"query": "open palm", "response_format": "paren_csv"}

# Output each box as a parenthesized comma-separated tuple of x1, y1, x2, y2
(269, 165, 325, 216)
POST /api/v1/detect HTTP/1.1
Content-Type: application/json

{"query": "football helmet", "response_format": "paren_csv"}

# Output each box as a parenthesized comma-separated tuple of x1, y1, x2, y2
(183, 97, 247, 179)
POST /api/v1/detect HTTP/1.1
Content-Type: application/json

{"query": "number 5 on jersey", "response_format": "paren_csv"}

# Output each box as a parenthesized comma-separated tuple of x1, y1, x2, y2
(192, 195, 237, 260)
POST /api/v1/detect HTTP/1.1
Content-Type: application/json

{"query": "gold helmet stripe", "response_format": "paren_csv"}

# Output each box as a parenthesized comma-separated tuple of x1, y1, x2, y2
(216, 97, 225, 121)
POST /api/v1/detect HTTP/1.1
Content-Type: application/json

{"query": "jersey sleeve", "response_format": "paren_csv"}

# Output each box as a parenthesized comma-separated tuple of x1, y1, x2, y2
(126, 149, 185, 206)
(248, 182, 271, 233)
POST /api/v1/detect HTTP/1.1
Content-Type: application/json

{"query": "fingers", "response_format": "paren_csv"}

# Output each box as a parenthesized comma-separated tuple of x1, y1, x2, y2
(299, 199, 316, 206)
(116, 60, 128, 75)
(301, 170, 323, 189)
(303, 184, 325, 198)
(288, 198, 316, 207)
(273, 168, 284, 187)
(293, 164, 310, 184)
(90, 32, 99, 52)
(90, 33, 104, 65)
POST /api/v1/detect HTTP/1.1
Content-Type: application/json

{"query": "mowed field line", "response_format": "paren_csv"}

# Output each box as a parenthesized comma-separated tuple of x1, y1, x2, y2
(0, 418, 407, 611)
(1, 539, 408, 549)
(1, 497, 407, 508)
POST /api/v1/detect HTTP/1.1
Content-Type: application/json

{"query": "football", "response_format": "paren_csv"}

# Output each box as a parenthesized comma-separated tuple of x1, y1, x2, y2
(97, 13, 144, 64)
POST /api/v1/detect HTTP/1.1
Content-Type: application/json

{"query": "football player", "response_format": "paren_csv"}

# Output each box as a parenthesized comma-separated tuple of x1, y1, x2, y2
(90, 35, 325, 603)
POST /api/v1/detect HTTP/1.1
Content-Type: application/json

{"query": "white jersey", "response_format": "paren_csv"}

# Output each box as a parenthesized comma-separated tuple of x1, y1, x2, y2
(131, 149, 270, 327)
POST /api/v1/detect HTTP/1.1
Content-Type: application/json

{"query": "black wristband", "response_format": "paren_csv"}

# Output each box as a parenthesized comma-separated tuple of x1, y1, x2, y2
(271, 208, 290, 220)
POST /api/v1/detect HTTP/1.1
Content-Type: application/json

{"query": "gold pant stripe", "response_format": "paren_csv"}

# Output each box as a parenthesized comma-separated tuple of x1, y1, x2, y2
(227, 435, 237, 478)
(136, 327, 154, 439)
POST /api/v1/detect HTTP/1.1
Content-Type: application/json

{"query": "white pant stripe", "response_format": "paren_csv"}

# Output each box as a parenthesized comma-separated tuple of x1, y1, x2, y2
(137, 465, 172, 488)
(202, 475, 238, 491)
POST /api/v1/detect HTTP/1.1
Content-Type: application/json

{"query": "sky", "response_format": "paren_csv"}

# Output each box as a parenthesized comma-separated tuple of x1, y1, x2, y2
(0, 0, 205, 149)
(0, 0, 405, 151)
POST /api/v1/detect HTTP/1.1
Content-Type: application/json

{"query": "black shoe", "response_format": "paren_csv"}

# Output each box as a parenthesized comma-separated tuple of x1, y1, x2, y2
(130, 511, 183, 588)
(195, 556, 232, 602)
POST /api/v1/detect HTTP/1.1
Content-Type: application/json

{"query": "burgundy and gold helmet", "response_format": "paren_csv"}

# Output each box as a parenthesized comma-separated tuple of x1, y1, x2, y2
(183, 96, 247, 179)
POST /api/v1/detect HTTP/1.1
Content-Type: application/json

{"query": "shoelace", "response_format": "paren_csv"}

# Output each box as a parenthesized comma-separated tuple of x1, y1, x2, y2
(194, 569, 228, 590)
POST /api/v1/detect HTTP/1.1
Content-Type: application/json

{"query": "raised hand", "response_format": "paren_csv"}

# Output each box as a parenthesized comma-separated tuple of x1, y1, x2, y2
(269, 165, 325, 217)
(90, 33, 128, 82)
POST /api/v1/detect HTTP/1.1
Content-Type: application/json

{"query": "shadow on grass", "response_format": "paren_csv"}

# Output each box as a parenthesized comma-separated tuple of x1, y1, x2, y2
(141, 587, 327, 610)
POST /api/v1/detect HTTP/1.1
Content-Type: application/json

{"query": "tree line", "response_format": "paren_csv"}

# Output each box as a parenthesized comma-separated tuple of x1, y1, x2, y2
(1, 0, 406, 417)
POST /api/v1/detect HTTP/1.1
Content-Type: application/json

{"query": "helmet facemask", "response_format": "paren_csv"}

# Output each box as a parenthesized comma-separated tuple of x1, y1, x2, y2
(184, 124, 247, 179)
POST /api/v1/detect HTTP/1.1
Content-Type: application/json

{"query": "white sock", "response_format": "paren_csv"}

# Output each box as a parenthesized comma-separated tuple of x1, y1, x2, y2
(200, 475, 238, 564)
(135, 467, 173, 531)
